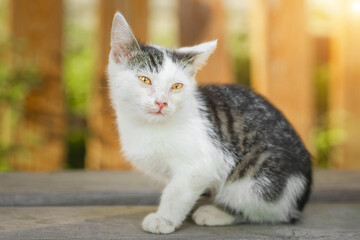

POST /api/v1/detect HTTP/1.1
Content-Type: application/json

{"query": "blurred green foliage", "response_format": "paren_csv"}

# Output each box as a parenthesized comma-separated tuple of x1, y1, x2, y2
(63, 21, 95, 117)
(230, 33, 251, 86)
(65, 127, 86, 169)
(312, 64, 345, 167)
(0, 38, 41, 170)
(63, 2, 96, 169)
(313, 64, 330, 167)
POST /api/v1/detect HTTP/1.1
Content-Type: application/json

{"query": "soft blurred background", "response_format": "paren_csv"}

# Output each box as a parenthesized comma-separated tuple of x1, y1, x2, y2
(0, 0, 359, 171)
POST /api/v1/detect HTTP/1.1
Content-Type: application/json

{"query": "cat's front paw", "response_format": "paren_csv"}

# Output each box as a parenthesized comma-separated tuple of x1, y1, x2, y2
(142, 213, 175, 234)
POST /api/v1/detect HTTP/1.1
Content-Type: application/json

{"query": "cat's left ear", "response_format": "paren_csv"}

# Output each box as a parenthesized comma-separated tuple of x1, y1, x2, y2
(177, 40, 217, 73)
(110, 12, 139, 63)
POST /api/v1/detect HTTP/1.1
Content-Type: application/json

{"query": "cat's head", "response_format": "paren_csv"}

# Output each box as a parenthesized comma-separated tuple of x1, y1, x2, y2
(108, 12, 216, 123)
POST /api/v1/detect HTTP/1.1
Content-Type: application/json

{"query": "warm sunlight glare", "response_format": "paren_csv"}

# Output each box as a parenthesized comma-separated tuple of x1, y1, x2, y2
(350, 0, 360, 14)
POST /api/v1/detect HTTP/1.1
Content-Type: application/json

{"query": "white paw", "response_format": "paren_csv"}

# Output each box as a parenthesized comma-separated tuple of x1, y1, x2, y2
(192, 205, 235, 226)
(142, 213, 175, 234)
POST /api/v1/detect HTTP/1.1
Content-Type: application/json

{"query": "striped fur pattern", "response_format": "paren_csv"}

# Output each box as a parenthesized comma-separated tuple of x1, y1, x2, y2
(198, 85, 312, 218)
(108, 12, 312, 234)
(124, 45, 197, 74)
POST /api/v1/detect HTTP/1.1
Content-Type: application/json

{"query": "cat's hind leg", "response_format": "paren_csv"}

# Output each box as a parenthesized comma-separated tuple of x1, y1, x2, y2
(192, 205, 235, 226)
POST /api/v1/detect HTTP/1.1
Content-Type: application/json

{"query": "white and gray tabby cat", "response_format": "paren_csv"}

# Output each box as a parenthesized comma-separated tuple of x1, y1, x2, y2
(108, 12, 312, 234)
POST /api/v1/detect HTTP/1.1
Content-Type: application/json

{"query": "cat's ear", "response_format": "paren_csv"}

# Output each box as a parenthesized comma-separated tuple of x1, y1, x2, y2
(177, 40, 217, 73)
(110, 12, 139, 63)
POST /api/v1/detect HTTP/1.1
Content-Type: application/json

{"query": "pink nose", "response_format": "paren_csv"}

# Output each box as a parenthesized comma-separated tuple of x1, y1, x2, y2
(155, 101, 168, 111)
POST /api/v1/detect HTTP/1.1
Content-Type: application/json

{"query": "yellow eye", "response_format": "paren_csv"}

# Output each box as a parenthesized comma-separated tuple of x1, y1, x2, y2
(138, 76, 151, 85)
(172, 83, 183, 90)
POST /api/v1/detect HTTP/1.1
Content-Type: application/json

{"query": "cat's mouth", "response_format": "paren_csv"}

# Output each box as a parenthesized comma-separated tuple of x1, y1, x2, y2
(149, 110, 164, 115)
(147, 106, 171, 117)
(148, 107, 166, 115)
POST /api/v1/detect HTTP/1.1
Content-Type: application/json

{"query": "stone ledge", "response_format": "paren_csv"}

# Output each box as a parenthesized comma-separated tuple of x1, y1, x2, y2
(0, 203, 359, 239)
(0, 169, 359, 206)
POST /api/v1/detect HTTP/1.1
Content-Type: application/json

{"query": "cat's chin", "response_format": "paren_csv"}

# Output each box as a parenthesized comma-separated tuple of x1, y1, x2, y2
(144, 112, 171, 123)
(148, 111, 163, 116)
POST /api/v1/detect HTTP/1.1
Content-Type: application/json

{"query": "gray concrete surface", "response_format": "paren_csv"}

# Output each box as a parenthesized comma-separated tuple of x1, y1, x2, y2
(0, 204, 359, 239)
(0, 170, 359, 206)
(0, 170, 359, 239)
(0, 171, 164, 206)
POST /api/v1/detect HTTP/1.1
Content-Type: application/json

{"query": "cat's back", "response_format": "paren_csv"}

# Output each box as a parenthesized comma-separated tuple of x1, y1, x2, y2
(197, 84, 308, 155)
(197, 84, 288, 130)
(198, 84, 280, 118)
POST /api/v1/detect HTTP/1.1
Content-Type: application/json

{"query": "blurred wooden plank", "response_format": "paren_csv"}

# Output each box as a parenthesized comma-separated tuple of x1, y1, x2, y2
(329, 0, 360, 169)
(250, 0, 313, 148)
(178, 0, 233, 84)
(10, 0, 65, 171)
(86, 0, 148, 170)
(313, 36, 330, 66)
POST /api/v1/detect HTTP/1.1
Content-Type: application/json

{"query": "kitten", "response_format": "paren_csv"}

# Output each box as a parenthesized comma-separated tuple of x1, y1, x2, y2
(108, 12, 312, 234)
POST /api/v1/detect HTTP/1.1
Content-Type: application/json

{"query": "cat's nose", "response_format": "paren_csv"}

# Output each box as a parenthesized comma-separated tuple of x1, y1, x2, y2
(155, 101, 168, 111)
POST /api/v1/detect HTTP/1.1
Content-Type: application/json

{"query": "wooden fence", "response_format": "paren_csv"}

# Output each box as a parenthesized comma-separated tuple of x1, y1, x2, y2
(4, 0, 360, 170)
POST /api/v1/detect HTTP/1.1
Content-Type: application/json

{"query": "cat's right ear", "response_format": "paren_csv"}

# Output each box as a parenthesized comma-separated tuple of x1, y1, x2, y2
(176, 40, 217, 74)
(110, 12, 139, 63)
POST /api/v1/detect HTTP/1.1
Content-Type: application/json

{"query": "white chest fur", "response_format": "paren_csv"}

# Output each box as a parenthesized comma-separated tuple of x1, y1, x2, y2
(116, 113, 218, 180)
